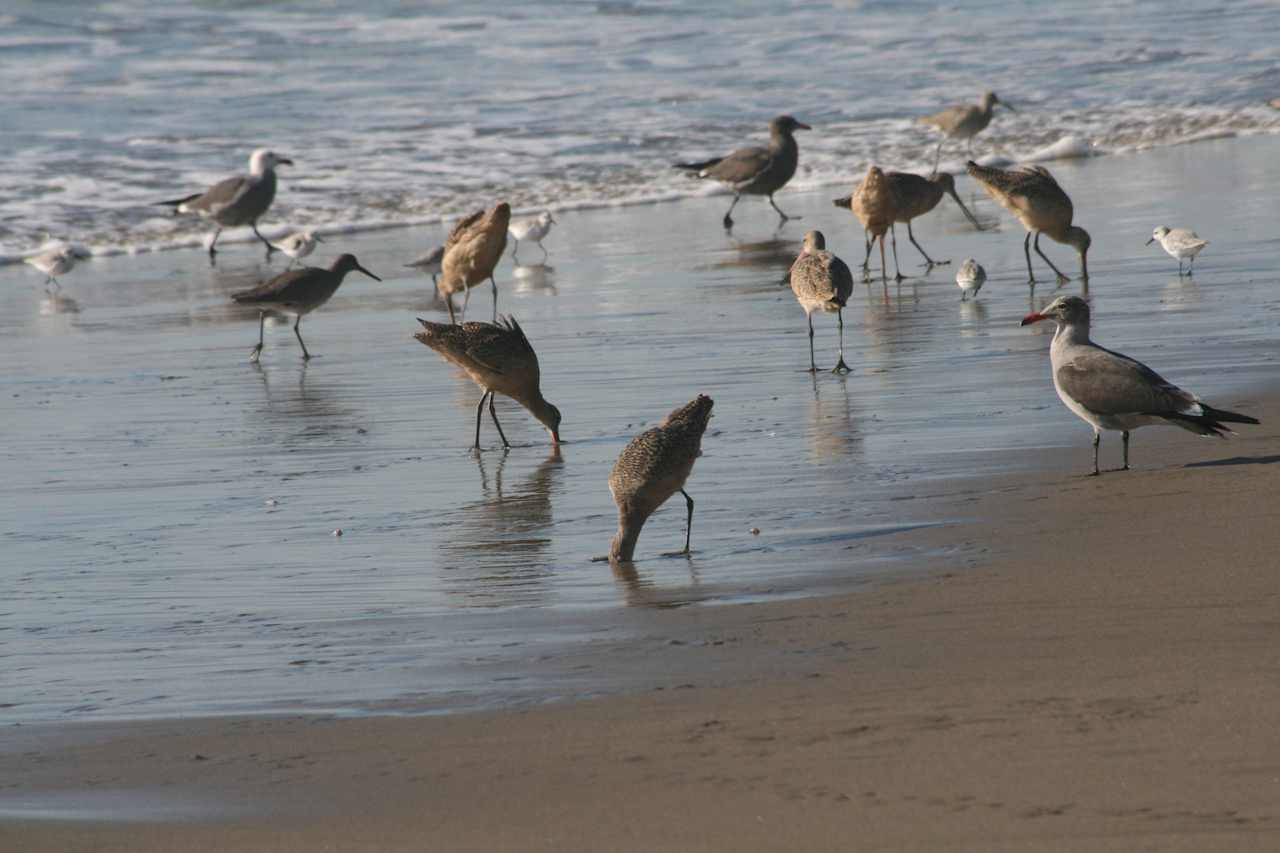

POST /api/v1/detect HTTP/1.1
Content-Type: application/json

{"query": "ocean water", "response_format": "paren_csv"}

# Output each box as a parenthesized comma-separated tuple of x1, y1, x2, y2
(3, 0, 1280, 260)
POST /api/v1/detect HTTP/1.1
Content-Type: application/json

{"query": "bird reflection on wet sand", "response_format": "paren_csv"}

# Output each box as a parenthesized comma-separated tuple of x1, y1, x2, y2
(512, 263, 557, 295)
(609, 554, 712, 609)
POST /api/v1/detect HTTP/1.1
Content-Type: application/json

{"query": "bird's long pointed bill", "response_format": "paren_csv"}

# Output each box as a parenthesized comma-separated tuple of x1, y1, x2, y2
(1001, 103, 1016, 113)
(277, 158, 294, 166)
(949, 191, 982, 230)
(1144, 237, 1155, 245)
(550, 429, 561, 446)
(1021, 312, 1045, 326)
(795, 122, 812, 130)
(356, 264, 382, 281)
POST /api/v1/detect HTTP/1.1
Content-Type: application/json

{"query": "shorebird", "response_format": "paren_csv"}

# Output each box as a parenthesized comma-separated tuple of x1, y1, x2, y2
(274, 230, 322, 268)
(790, 231, 853, 373)
(608, 394, 714, 562)
(1021, 295, 1258, 475)
(405, 245, 445, 288)
(956, 258, 986, 300)
(885, 171, 982, 268)
(231, 253, 381, 362)
(920, 92, 1014, 172)
(674, 115, 810, 228)
(24, 245, 90, 292)
(438, 203, 511, 324)
(966, 161, 1090, 285)
(414, 315, 561, 450)
(834, 165, 900, 282)
(158, 149, 292, 261)
(509, 211, 556, 264)
(1147, 226, 1208, 276)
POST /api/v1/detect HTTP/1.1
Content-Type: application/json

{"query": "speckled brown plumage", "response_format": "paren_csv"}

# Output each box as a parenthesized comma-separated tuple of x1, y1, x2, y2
(438, 203, 511, 323)
(844, 165, 902, 282)
(608, 395, 714, 561)
(790, 231, 852, 373)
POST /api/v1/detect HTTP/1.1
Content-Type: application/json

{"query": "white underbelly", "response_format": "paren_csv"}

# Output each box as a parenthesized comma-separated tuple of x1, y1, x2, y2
(1053, 382, 1163, 432)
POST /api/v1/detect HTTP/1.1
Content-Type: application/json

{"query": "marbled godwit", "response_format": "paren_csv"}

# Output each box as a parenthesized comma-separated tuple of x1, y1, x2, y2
(1021, 296, 1258, 475)
(885, 171, 982, 268)
(674, 116, 810, 228)
(608, 395, 713, 562)
(405, 245, 445, 288)
(920, 92, 1013, 172)
(790, 231, 853, 373)
(157, 149, 292, 261)
(274, 230, 322, 269)
(836, 165, 900, 282)
(966, 161, 1090, 284)
(956, 258, 986, 300)
(438, 203, 511, 324)
(509, 211, 556, 264)
(414, 315, 561, 450)
(231, 253, 381, 362)
(24, 245, 90, 292)
(1147, 226, 1208, 276)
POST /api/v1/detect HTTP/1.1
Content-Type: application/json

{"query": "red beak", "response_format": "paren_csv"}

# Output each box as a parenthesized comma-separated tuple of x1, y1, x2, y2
(1020, 311, 1045, 326)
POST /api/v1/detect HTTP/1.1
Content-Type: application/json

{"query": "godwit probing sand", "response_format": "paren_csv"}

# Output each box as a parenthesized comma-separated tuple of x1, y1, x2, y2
(608, 395, 714, 562)
(232, 253, 381, 362)
(414, 316, 561, 451)
(966, 161, 1090, 285)
(674, 116, 810, 229)
(789, 231, 853, 373)
(920, 92, 1013, 172)
(438, 204, 511, 324)
(1147, 226, 1208, 276)
(158, 149, 292, 260)
(1022, 296, 1258, 475)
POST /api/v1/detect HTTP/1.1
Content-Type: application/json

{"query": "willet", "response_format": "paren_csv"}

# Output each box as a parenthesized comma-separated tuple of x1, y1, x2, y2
(966, 161, 1090, 284)
(438, 203, 511, 324)
(608, 394, 714, 562)
(509, 211, 556, 264)
(838, 165, 900, 282)
(1021, 295, 1258, 475)
(920, 92, 1014, 172)
(231, 253, 381, 362)
(274, 230, 322, 268)
(674, 116, 810, 228)
(413, 315, 561, 450)
(24, 245, 90, 292)
(886, 171, 982, 268)
(1147, 226, 1208, 276)
(956, 258, 986, 300)
(405, 245, 445, 288)
(790, 231, 853, 373)
(158, 149, 292, 261)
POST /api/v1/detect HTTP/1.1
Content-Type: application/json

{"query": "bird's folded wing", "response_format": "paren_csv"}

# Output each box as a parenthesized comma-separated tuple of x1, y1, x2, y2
(232, 269, 308, 303)
(704, 145, 773, 185)
(1056, 347, 1196, 416)
(188, 175, 251, 214)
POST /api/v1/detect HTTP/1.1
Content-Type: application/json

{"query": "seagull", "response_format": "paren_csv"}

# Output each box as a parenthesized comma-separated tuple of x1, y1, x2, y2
(1021, 295, 1258, 475)
(1147, 226, 1208, 276)
(956, 258, 986, 300)
(274, 230, 322, 268)
(24, 245, 90, 292)
(919, 92, 1014, 173)
(789, 230, 853, 373)
(405, 245, 445, 287)
(158, 149, 293, 261)
(508, 211, 556, 264)
(674, 116, 810, 229)
(231, 253, 381, 362)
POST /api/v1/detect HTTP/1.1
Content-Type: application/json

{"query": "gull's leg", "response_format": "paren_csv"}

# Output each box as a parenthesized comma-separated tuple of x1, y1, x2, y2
(488, 392, 511, 449)
(208, 228, 222, 264)
(1034, 232, 1070, 284)
(768, 193, 798, 223)
(680, 489, 694, 553)
(806, 313, 817, 373)
(1024, 232, 1036, 284)
(833, 308, 850, 374)
(890, 224, 904, 282)
(512, 239, 520, 265)
(932, 139, 943, 175)
(473, 391, 489, 449)
(1091, 431, 1101, 476)
(250, 311, 265, 362)
(722, 194, 740, 229)
(252, 223, 277, 259)
(293, 315, 311, 360)
(908, 220, 942, 267)
(1122, 430, 1130, 471)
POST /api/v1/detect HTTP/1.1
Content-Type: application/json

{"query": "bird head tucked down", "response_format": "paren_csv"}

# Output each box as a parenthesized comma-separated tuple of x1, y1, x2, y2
(538, 402, 562, 446)
(1021, 295, 1090, 328)
(249, 149, 294, 175)
(770, 115, 812, 136)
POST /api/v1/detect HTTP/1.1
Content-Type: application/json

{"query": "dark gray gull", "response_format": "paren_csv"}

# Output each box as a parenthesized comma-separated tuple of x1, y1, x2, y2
(159, 148, 292, 261)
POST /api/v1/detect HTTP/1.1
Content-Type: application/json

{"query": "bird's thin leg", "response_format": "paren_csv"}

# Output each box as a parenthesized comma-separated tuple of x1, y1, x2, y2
(722, 194, 740, 229)
(293, 315, 311, 360)
(473, 391, 489, 450)
(1188, 256, 1195, 275)
(806, 313, 817, 373)
(1023, 232, 1036, 284)
(907, 220, 942, 267)
(538, 241, 548, 263)
(932, 140, 943, 175)
(208, 228, 222, 264)
(45, 276, 60, 294)
(512, 239, 520, 265)
(768, 194, 797, 223)
(286, 258, 297, 270)
(833, 309, 850, 374)
(890, 224, 904, 282)
(1091, 432, 1101, 476)
(460, 286, 471, 323)
(252, 223, 276, 259)
(1034, 232, 1070, 284)
(878, 233, 888, 284)
(680, 489, 694, 554)
(1122, 431, 1130, 471)
(488, 392, 511, 449)
(250, 311, 265, 362)
(861, 231, 873, 279)
(445, 291, 457, 324)
(490, 275, 498, 323)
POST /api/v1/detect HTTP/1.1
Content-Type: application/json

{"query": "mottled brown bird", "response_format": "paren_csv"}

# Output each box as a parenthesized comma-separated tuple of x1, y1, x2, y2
(834, 165, 900, 282)
(789, 231, 853, 373)
(608, 395, 714, 562)
(966, 161, 1090, 284)
(414, 315, 561, 450)
(438, 203, 511, 324)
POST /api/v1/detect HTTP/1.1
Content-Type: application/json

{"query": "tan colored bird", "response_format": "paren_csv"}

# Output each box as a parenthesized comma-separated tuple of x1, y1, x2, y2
(833, 165, 901, 282)
(414, 315, 561, 450)
(608, 395, 714, 562)
(885, 171, 982, 268)
(920, 92, 1014, 172)
(966, 161, 1090, 284)
(438, 203, 511, 324)
(789, 231, 853, 373)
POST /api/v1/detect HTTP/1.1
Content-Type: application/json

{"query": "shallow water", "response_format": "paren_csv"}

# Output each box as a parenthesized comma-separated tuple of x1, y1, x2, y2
(3, 135, 1280, 722)
(4, 0, 1280, 258)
